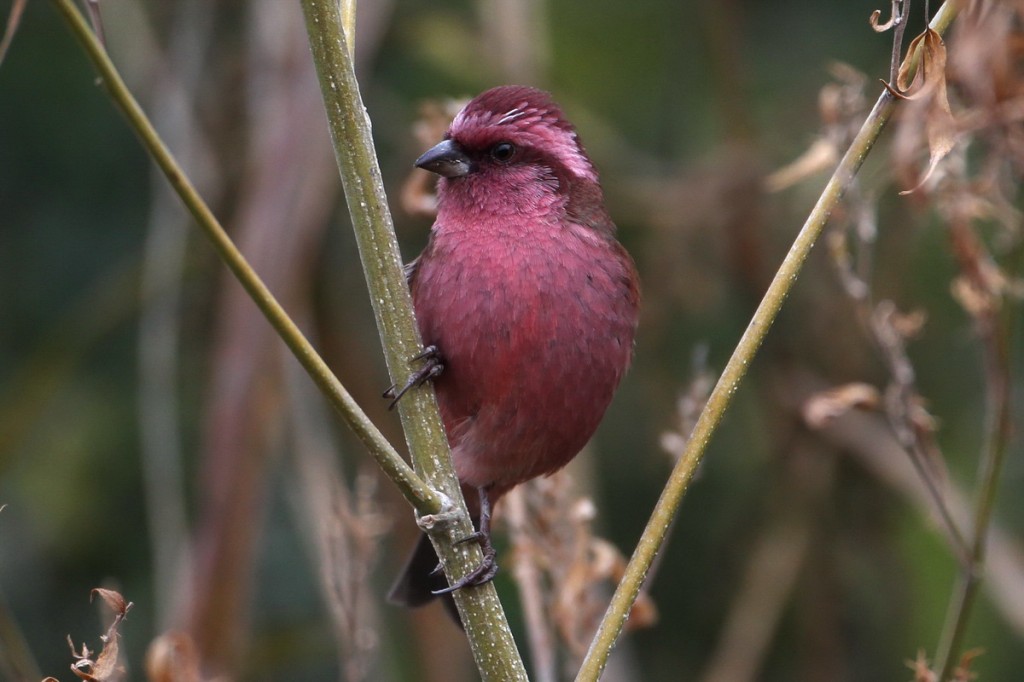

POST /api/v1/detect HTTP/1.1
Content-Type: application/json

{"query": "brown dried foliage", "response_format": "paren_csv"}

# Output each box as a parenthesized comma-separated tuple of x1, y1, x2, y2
(766, 63, 869, 192)
(906, 647, 984, 682)
(870, 1, 902, 34)
(893, 3, 1024, 201)
(50, 589, 133, 682)
(660, 347, 715, 458)
(790, 0, 1023, 478)
(774, 4, 1023, 674)
(307, 467, 389, 681)
(507, 472, 656, 674)
(889, 26, 957, 193)
(802, 382, 881, 428)
(400, 98, 470, 218)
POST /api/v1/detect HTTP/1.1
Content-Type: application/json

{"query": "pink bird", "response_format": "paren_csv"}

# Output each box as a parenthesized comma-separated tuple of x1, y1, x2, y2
(388, 86, 640, 615)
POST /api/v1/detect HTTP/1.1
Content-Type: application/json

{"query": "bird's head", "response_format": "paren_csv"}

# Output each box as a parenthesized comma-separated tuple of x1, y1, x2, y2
(415, 86, 607, 225)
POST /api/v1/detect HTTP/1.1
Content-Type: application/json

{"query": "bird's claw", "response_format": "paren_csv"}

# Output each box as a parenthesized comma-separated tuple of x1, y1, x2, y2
(383, 345, 444, 410)
(455, 531, 485, 546)
(431, 535, 499, 595)
(431, 485, 498, 595)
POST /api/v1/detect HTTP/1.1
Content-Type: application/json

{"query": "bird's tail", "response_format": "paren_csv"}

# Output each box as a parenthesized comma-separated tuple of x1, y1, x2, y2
(388, 533, 463, 625)
(388, 532, 447, 606)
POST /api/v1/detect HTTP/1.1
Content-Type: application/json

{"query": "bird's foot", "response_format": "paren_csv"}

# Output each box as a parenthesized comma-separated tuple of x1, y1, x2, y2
(431, 531, 499, 595)
(432, 485, 498, 594)
(383, 345, 444, 410)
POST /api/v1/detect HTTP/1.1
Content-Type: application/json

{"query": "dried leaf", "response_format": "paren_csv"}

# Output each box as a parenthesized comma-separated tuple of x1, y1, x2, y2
(890, 2, 1024, 235)
(895, 29, 937, 97)
(63, 589, 132, 681)
(71, 663, 100, 680)
(888, 308, 928, 339)
(869, 2, 900, 33)
(802, 382, 880, 428)
(952, 647, 984, 682)
(907, 394, 940, 436)
(770, 64, 868, 192)
(0, 0, 26, 68)
(660, 349, 715, 460)
(68, 633, 119, 681)
(90, 588, 132, 619)
(766, 138, 838, 192)
(68, 635, 93, 663)
(893, 29, 958, 194)
(626, 591, 659, 631)
(906, 649, 936, 682)
(68, 633, 99, 681)
(84, 631, 120, 681)
(951, 275, 994, 318)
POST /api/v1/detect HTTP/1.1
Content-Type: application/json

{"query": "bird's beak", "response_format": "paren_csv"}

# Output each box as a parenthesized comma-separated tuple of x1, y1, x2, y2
(415, 139, 474, 178)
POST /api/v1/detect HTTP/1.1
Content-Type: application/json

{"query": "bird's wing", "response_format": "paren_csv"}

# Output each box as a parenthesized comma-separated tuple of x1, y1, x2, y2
(566, 177, 617, 236)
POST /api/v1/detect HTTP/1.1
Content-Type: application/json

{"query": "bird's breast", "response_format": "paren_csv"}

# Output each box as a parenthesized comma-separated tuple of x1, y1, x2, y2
(412, 221, 638, 491)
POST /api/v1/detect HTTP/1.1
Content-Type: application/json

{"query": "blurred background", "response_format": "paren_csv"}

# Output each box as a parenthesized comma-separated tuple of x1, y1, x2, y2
(1, 0, 1022, 680)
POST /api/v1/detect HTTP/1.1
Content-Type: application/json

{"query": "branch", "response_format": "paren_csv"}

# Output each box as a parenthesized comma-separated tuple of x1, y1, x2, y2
(575, 3, 961, 679)
(298, 1, 527, 678)
(48, 0, 438, 513)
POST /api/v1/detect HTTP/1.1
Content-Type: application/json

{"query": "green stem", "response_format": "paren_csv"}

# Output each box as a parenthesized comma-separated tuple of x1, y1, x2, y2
(933, 195, 1021, 682)
(932, 327, 1013, 680)
(298, 1, 527, 679)
(575, 4, 959, 679)
(49, 0, 438, 514)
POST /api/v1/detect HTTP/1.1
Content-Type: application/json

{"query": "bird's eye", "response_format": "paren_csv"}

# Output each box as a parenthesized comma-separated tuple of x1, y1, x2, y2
(490, 142, 516, 163)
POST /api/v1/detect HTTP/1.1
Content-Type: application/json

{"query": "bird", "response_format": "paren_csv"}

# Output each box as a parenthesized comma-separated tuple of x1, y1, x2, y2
(387, 85, 640, 616)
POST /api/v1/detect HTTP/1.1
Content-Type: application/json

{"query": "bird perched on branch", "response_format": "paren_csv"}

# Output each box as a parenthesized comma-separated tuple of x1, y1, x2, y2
(387, 86, 640, 617)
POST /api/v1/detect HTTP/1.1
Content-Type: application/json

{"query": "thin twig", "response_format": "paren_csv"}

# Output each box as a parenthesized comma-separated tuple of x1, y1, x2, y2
(0, 0, 27, 68)
(873, 303, 970, 562)
(298, 1, 527, 678)
(507, 487, 559, 682)
(932, 226, 1020, 681)
(890, 0, 911, 86)
(137, 0, 213, 628)
(932, 332, 1013, 680)
(48, 0, 439, 514)
(575, 3, 961, 679)
(830, 190, 969, 562)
